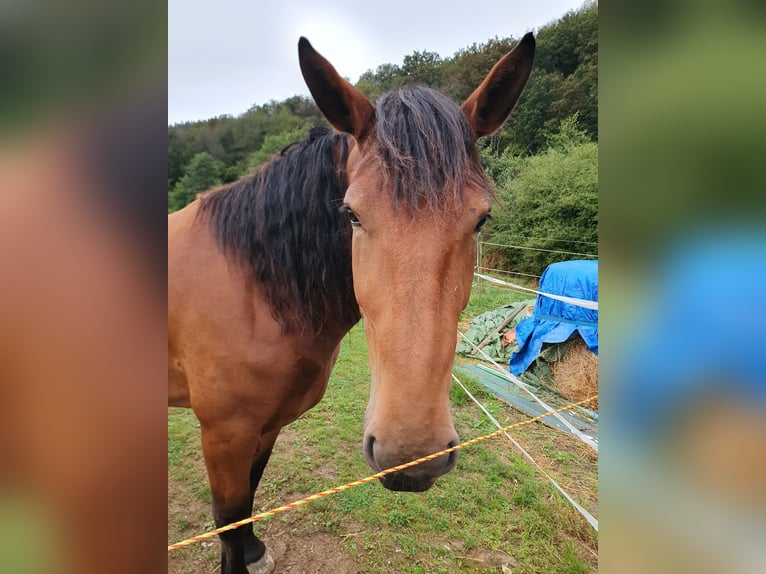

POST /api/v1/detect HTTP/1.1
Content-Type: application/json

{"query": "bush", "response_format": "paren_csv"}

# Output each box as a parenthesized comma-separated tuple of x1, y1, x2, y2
(483, 115, 598, 275)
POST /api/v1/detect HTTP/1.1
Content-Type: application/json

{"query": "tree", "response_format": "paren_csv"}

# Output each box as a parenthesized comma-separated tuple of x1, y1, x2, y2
(401, 51, 443, 87)
(496, 2, 598, 154)
(168, 128, 190, 189)
(441, 37, 515, 102)
(168, 2, 598, 219)
(168, 152, 223, 212)
(504, 69, 557, 155)
(246, 127, 308, 172)
(356, 63, 403, 100)
(536, 1, 598, 142)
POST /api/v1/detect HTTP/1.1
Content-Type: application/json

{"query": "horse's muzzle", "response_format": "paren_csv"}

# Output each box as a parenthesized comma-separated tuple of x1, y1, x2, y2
(363, 434, 459, 492)
(377, 470, 438, 492)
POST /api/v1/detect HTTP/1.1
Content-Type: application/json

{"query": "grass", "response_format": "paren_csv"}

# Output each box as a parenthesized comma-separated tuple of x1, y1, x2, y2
(168, 283, 598, 573)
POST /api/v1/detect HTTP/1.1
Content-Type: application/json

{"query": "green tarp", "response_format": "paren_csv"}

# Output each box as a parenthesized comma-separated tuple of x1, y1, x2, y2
(456, 300, 535, 363)
(457, 301, 590, 406)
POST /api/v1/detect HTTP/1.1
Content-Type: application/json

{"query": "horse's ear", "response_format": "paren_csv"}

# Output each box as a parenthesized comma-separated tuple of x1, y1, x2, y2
(461, 32, 535, 139)
(299, 37, 375, 140)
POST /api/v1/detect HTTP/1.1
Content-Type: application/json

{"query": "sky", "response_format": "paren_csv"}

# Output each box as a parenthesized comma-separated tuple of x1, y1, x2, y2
(168, 0, 588, 125)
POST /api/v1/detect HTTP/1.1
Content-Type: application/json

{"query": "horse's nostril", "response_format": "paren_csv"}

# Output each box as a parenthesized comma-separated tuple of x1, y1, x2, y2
(446, 440, 459, 470)
(364, 434, 376, 460)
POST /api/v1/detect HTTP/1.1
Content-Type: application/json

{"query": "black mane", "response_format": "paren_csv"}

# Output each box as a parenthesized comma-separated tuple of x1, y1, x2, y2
(196, 127, 360, 336)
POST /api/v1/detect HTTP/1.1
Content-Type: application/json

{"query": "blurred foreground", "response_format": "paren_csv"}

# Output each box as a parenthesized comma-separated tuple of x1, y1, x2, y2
(0, 1, 167, 573)
(601, 1, 766, 572)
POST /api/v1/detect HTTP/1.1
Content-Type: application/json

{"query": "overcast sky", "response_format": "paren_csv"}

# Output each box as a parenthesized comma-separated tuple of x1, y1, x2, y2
(169, 0, 587, 125)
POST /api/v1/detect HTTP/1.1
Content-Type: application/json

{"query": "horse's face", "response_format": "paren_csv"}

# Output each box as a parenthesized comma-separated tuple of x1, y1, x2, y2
(299, 35, 534, 491)
(343, 151, 491, 490)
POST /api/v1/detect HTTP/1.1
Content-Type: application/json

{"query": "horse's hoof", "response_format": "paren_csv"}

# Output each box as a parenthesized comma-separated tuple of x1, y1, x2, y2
(246, 549, 275, 574)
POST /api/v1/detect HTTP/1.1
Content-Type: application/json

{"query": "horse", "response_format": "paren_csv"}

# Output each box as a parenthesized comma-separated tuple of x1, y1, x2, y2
(168, 34, 535, 574)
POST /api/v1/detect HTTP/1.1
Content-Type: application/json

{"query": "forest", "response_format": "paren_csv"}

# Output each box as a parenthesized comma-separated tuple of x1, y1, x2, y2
(168, 2, 597, 275)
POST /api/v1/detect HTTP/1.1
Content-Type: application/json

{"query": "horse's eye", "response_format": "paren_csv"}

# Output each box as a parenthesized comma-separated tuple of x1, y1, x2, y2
(474, 214, 492, 233)
(341, 205, 361, 227)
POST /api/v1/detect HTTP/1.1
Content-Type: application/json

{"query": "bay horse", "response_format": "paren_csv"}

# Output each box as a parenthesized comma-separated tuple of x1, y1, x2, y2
(168, 34, 534, 574)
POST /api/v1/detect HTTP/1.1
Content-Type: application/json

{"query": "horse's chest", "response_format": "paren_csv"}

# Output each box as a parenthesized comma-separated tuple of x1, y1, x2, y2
(290, 356, 326, 396)
(274, 349, 340, 426)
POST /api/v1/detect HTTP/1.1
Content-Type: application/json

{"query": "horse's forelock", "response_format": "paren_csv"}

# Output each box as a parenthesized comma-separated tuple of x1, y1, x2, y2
(369, 86, 491, 215)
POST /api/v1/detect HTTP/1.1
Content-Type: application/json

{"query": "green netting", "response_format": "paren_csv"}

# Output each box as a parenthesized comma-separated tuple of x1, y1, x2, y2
(456, 300, 536, 363)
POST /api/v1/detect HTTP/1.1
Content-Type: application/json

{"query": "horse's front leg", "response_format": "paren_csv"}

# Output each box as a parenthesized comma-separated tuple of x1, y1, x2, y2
(243, 428, 280, 570)
(199, 421, 277, 574)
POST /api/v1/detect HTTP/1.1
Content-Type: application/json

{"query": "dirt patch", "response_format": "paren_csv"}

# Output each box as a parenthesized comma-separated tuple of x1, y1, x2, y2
(169, 528, 363, 574)
(552, 337, 598, 409)
(448, 541, 519, 572)
(261, 529, 362, 574)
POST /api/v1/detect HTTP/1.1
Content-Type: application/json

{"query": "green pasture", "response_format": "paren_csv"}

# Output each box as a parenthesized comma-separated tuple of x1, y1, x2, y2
(168, 286, 598, 573)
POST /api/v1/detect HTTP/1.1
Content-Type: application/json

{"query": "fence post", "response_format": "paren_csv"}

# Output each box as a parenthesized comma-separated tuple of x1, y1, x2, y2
(476, 234, 483, 294)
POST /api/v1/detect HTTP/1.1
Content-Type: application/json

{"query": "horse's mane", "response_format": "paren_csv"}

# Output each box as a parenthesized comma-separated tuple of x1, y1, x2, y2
(195, 87, 490, 335)
(196, 127, 360, 336)
(369, 86, 491, 214)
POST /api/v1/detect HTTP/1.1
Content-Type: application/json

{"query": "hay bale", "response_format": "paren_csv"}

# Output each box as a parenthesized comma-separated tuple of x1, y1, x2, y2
(552, 337, 598, 409)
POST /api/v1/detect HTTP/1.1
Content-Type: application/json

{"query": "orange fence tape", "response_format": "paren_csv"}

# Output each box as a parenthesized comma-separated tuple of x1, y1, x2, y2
(168, 395, 597, 551)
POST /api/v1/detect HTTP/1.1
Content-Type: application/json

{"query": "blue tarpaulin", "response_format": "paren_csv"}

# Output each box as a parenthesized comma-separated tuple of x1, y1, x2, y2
(509, 260, 598, 376)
